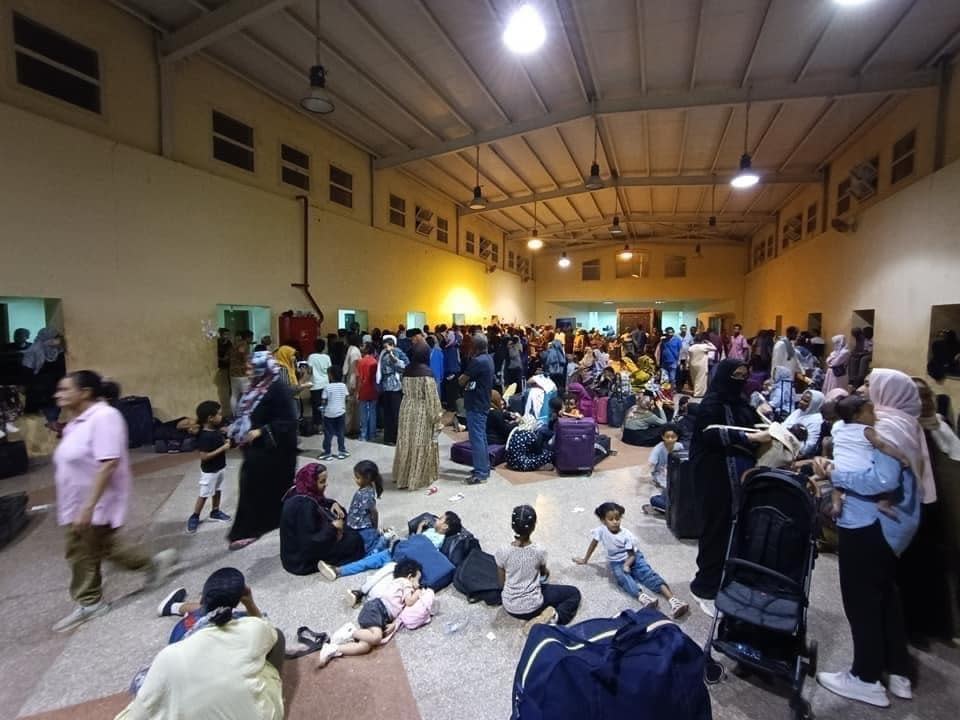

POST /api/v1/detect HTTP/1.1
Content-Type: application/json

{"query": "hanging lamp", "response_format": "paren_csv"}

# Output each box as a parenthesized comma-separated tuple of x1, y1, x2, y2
(468, 145, 487, 209)
(558, 251, 571, 268)
(731, 102, 759, 189)
(527, 198, 543, 249)
(300, 0, 334, 114)
(584, 118, 603, 190)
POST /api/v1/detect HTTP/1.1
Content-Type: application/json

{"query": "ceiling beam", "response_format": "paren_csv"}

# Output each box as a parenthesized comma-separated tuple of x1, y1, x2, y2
(507, 212, 775, 240)
(463, 173, 820, 215)
(374, 69, 937, 169)
(159, 0, 297, 63)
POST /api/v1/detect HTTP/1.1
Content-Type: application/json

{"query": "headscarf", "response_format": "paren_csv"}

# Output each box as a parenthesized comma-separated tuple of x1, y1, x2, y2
(21, 327, 62, 374)
(777, 335, 796, 360)
(382, 334, 397, 347)
(404, 342, 434, 378)
(783, 390, 825, 453)
(228, 351, 278, 443)
(274, 345, 298, 385)
(831, 335, 846, 353)
(868, 369, 935, 503)
(913, 377, 960, 460)
(696, 358, 756, 429)
(290, 462, 327, 504)
(491, 389, 504, 410)
(200, 567, 245, 627)
(825, 388, 849, 402)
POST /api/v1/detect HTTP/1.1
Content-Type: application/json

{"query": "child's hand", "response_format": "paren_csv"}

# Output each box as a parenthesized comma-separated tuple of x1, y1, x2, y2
(877, 502, 898, 519)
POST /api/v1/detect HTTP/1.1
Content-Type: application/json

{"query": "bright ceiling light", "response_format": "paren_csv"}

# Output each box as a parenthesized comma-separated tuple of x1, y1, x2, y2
(503, 4, 546, 55)
(730, 153, 759, 189)
(557, 251, 570, 268)
(528, 200, 543, 249)
(610, 215, 624, 237)
(527, 237, 544, 250)
(834, 0, 872, 6)
(618, 243, 633, 260)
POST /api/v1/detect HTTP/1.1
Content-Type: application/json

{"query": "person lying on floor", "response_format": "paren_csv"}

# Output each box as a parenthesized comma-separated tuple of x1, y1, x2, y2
(316, 510, 462, 581)
(118, 568, 283, 720)
(317, 559, 428, 668)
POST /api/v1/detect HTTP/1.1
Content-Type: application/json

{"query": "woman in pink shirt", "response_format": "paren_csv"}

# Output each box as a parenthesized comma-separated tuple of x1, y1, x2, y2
(52, 370, 176, 632)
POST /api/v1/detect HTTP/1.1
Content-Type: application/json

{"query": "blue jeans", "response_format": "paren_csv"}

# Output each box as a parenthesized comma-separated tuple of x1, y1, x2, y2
(358, 527, 389, 555)
(649, 493, 667, 512)
(466, 409, 490, 479)
(337, 549, 391, 577)
(322, 414, 346, 454)
(359, 400, 378, 441)
(662, 364, 677, 385)
(610, 556, 665, 596)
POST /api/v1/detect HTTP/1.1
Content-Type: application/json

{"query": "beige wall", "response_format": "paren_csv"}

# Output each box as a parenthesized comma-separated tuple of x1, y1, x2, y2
(533, 242, 747, 325)
(0, 102, 534, 417)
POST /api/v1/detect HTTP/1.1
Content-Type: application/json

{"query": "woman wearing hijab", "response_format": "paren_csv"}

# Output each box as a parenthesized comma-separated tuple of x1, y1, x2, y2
(117, 567, 284, 720)
(279, 463, 365, 575)
(690, 358, 763, 616)
(823, 335, 851, 395)
(273, 344, 302, 418)
(377, 335, 408, 446)
(22, 326, 66, 426)
(393, 343, 443, 491)
(816, 369, 923, 707)
(782, 389, 825, 458)
(227, 352, 298, 551)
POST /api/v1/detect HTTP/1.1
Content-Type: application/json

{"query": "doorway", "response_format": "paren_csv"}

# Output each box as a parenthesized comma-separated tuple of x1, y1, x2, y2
(406, 311, 427, 331)
(216, 304, 271, 341)
(338, 309, 369, 333)
(851, 309, 875, 332)
(807, 313, 823, 335)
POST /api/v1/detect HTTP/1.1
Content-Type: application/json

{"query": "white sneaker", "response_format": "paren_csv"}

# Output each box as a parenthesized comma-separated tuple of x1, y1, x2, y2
(695, 596, 717, 618)
(668, 596, 689, 618)
(317, 560, 338, 581)
(817, 671, 890, 708)
(331, 621, 356, 645)
(887, 674, 912, 700)
(5, 422, 17, 434)
(52, 601, 111, 632)
(317, 641, 342, 668)
(637, 592, 660, 610)
(143, 549, 178, 590)
(0, 429, 5, 440)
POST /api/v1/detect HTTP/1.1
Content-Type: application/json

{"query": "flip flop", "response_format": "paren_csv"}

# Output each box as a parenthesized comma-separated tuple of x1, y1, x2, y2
(285, 626, 329, 659)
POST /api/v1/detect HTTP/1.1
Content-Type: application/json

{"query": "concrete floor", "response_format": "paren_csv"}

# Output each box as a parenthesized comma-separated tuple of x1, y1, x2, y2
(4, 430, 959, 720)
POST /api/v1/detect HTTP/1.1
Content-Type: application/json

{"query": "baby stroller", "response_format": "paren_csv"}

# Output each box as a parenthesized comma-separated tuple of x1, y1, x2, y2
(704, 467, 818, 720)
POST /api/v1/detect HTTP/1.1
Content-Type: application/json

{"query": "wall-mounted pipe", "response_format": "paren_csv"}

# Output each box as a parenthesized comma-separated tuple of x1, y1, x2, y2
(292, 195, 324, 323)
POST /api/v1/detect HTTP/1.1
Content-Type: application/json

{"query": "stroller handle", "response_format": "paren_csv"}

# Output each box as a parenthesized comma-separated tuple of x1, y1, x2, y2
(725, 558, 804, 594)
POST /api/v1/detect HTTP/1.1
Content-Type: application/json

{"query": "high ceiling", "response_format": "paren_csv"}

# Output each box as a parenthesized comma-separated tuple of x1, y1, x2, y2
(112, 0, 960, 245)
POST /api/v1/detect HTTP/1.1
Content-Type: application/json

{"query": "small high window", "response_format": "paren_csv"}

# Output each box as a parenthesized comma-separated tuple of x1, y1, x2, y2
(212, 110, 254, 172)
(280, 143, 310, 191)
(615, 251, 650, 278)
(582, 258, 601, 281)
(806, 203, 818, 235)
(491, 242, 499, 264)
(329, 166, 353, 207)
(891, 129, 915, 185)
(508, 249, 515, 270)
(664, 255, 687, 278)
(437, 217, 449, 244)
(389, 194, 406, 227)
(13, 14, 101, 113)
(836, 178, 852, 217)
(782, 214, 802, 249)
(765, 236, 774, 259)
(465, 231, 475, 255)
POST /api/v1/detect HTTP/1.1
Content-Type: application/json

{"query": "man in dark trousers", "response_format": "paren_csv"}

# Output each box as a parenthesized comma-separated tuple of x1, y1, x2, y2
(459, 334, 494, 485)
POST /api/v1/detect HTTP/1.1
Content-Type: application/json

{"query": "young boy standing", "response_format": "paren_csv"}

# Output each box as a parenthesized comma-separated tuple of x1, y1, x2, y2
(187, 401, 232, 533)
(320, 367, 350, 461)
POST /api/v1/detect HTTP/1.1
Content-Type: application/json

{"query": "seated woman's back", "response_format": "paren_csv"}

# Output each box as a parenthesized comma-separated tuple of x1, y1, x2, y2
(118, 616, 282, 720)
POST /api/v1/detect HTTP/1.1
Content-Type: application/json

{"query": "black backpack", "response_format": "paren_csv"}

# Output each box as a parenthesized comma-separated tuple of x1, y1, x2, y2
(453, 548, 502, 605)
(442, 529, 481, 567)
(0, 492, 29, 549)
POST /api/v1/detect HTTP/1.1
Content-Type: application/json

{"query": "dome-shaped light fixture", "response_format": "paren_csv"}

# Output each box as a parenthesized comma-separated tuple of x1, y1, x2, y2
(468, 145, 487, 210)
(300, 0, 334, 114)
(502, 4, 546, 55)
(558, 251, 571, 268)
(618, 243, 633, 261)
(527, 198, 544, 249)
(730, 102, 759, 189)
(584, 118, 603, 189)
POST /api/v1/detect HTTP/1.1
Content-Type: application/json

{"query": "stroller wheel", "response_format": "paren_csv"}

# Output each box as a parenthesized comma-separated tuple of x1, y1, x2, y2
(705, 659, 726, 685)
(806, 640, 818, 677)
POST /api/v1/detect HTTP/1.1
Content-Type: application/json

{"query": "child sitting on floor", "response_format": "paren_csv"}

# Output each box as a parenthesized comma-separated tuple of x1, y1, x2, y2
(574, 501, 688, 618)
(642, 424, 684, 516)
(318, 559, 428, 667)
(346, 460, 389, 554)
(830, 395, 911, 520)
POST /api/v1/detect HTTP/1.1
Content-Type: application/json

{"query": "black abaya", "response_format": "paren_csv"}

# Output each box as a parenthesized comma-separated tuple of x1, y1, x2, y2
(228, 382, 298, 542)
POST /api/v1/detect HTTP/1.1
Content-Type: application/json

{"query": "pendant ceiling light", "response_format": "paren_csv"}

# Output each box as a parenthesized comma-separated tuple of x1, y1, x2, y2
(558, 251, 571, 268)
(618, 242, 632, 261)
(468, 145, 487, 210)
(300, 0, 334, 114)
(731, 102, 759, 189)
(503, 3, 546, 55)
(610, 191, 625, 237)
(584, 118, 603, 190)
(527, 199, 543, 249)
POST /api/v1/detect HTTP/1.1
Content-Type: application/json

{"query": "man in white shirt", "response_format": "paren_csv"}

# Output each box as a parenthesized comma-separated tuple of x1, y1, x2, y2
(307, 338, 332, 423)
(771, 326, 803, 377)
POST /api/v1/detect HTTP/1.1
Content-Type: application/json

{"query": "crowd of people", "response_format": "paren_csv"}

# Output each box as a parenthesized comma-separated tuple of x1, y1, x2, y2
(17, 313, 959, 719)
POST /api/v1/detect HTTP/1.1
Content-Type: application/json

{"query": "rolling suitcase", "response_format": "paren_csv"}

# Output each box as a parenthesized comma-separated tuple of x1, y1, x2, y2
(118, 396, 154, 448)
(594, 396, 609, 424)
(554, 418, 597, 475)
(0, 441, 29, 480)
(666, 451, 701, 539)
(0, 492, 29, 548)
(607, 391, 627, 428)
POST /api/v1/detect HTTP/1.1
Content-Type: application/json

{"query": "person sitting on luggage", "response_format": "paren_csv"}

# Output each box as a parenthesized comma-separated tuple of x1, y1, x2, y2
(317, 559, 427, 668)
(496, 505, 581, 635)
(559, 393, 583, 419)
(186, 401, 233, 534)
(647, 424, 683, 492)
(533, 396, 564, 453)
(573, 502, 689, 618)
(623, 394, 668, 431)
(486, 390, 518, 446)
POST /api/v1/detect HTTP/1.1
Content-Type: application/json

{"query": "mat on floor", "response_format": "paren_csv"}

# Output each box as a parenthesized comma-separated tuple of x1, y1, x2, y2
(20, 643, 420, 720)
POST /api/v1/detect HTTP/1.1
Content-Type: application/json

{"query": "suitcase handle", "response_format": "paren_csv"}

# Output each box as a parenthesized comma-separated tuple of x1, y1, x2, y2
(591, 614, 674, 691)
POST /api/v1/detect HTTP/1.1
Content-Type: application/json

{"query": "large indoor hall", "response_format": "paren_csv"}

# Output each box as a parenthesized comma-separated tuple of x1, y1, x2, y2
(1, 1, 960, 719)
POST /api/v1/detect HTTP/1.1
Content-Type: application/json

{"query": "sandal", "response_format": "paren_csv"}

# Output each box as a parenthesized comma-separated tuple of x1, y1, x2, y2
(285, 626, 329, 659)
